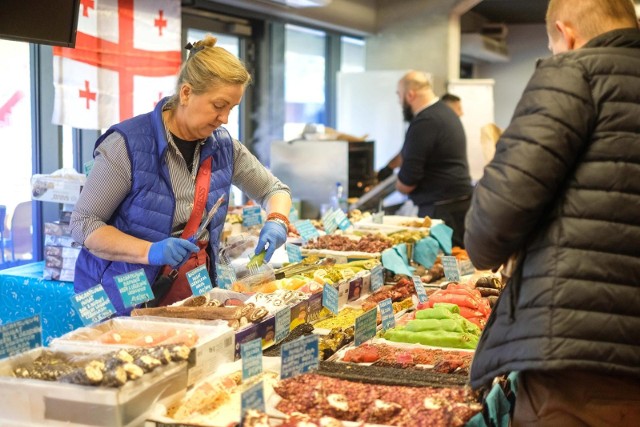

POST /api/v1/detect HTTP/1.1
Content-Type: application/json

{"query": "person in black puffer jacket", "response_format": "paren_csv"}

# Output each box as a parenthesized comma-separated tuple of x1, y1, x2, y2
(464, 0, 640, 425)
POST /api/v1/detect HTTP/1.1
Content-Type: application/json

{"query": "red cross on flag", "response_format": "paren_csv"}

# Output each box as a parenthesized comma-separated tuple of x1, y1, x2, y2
(52, 0, 181, 130)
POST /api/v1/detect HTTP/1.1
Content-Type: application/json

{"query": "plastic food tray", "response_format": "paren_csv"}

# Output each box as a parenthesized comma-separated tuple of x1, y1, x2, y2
(50, 316, 235, 386)
(0, 347, 187, 427)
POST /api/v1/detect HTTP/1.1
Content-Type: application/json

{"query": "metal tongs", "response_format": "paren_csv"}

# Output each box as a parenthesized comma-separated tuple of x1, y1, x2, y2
(188, 194, 225, 243)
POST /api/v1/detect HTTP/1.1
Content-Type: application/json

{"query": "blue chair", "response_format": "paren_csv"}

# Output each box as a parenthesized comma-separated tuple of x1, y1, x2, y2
(6, 202, 33, 262)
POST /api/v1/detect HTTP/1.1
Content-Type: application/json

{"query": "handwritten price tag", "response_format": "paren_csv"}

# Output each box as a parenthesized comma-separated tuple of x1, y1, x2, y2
(114, 269, 153, 307)
(280, 334, 319, 380)
(186, 265, 214, 296)
(70, 284, 116, 325)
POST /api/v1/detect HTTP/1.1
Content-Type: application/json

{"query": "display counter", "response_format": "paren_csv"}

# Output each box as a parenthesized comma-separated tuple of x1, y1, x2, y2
(0, 262, 82, 343)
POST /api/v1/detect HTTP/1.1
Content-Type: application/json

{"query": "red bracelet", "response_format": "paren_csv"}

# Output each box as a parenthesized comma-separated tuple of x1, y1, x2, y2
(266, 212, 290, 227)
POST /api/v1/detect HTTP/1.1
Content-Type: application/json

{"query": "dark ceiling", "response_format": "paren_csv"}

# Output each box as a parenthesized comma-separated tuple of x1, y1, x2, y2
(471, 0, 549, 25)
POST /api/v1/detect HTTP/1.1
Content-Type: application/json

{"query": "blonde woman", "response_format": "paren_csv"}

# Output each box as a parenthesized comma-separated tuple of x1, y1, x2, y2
(71, 36, 291, 314)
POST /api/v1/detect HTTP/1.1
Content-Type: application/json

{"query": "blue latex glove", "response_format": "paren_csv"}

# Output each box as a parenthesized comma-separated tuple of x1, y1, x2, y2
(148, 237, 199, 267)
(255, 220, 288, 263)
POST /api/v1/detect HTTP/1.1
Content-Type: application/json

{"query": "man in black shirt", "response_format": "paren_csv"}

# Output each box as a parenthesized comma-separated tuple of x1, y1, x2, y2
(394, 70, 473, 247)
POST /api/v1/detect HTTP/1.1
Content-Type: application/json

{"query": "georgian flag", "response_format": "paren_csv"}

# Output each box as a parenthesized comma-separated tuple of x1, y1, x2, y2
(52, 0, 181, 130)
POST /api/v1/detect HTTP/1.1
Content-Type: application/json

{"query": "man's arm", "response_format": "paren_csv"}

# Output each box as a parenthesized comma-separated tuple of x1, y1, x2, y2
(464, 59, 595, 270)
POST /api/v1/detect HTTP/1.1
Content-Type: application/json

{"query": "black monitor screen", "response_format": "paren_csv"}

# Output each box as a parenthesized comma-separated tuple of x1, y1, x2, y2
(0, 0, 81, 47)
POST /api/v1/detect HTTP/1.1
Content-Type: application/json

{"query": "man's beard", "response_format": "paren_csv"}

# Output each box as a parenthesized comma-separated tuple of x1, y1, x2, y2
(402, 101, 413, 122)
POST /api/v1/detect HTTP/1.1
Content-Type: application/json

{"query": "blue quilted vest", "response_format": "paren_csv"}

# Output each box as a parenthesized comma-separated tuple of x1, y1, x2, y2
(74, 98, 233, 315)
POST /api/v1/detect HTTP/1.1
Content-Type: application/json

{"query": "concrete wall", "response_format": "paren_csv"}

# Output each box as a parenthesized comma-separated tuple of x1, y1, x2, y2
(476, 23, 549, 129)
(365, 0, 462, 94)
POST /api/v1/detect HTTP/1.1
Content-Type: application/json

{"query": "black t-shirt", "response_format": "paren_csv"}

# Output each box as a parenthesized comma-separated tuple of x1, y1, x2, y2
(397, 100, 472, 206)
(171, 133, 198, 173)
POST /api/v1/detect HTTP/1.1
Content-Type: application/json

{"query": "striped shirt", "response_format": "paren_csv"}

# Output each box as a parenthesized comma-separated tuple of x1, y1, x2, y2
(70, 131, 290, 245)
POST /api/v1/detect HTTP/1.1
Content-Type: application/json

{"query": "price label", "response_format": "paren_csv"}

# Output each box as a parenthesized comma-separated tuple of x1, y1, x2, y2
(83, 159, 94, 176)
(442, 256, 461, 282)
(70, 284, 116, 325)
(295, 219, 320, 242)
(275, 307, 291, 343)
(354, 307, 377, 346)
(280, 334, 319, 380)
(370, 264, 384, 292)
(322, 283, 339, 315)
(459, 259, 475, 276)
(186, 264, 214, 296)
(286, 243, 303, 263)
(241, 338, 263, 380)
(372, 211, 384, 224)
(0, 315, 42, 360)
(334, 209, 352, 231)
(241, 380, 265, 420)
(378, 298, 395, 331)
(412, 275, 428, 303)
(114, 269, 154, 308)
(216, 263, 237, 290)
(322, 209, 339, 235)
(289, 205, 299, 222)
(242, 206, 263, 227)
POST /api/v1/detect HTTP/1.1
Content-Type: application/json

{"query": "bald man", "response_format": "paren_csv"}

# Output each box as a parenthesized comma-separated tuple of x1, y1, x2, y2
(464, 0, 640, 424)
(393, 71, 472, 247)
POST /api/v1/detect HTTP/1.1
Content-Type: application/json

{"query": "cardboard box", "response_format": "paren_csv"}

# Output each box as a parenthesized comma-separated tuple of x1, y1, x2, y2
(0, 347, 187, 427)
(31, 175, 84, 204)
(43, 266, 75, 282)
(44, 221, 72, 237)
(44, 234, 82, 248)
(45, 255, 78, 270)
(44, 245, 81, 258)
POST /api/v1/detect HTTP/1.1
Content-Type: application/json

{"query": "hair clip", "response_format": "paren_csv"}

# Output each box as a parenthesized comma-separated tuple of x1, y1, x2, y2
(184, 42, 205, 59)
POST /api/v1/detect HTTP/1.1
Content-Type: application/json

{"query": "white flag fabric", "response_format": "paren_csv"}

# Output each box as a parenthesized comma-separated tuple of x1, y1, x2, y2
(52, 0, 181, 130)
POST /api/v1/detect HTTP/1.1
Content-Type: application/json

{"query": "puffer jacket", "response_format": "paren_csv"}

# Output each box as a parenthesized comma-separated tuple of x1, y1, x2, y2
(464, 28, 640, 389)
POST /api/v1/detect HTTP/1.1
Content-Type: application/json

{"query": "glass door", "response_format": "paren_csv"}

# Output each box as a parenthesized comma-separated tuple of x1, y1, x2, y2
(0, 39, 33, 268)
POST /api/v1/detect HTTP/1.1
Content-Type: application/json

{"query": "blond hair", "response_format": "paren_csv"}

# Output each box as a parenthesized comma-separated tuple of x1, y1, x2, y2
(166, 35, 252, 109)
(546, 0, 638, 42)
(480, 123, 502, 163)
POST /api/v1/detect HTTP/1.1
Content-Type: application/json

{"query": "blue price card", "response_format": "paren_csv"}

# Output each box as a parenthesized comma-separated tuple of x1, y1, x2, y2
(275, 307, 291, 343)
(441, 256, 461, 282)
(70, 284, 116, 326)
(241, 380, 265, 420)
(83, 159, 94, 176)
(412, 275, 428, 303)
(242, 206, 263, 227)
(459, 259, 476, 276)
(370, 264, 384, 292)
(322, 283, 339, 315)
(241, 338, 263, 380)
(186, 264, 214, 296)
(0, 315, 42, 360)
(289, 205, 299, 222)
(334, 209, 352, 231)
(286, 243, 303, 263)
(114, 269, 154, 308)
(280, 334, 319, 380)
(354, 307, 378, 346)
(294, 219, 320, 242)
(216, 263, 237, 290)
(322, 209, 339, 235)
(372, 211, 384, 224)
(378, 298, 396, 331)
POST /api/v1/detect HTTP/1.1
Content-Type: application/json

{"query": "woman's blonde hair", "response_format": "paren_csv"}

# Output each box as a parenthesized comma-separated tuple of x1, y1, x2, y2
(166, 35, 252, 109)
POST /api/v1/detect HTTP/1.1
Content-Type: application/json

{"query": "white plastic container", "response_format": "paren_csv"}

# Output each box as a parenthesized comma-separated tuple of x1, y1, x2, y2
(0, 347, 187, 427)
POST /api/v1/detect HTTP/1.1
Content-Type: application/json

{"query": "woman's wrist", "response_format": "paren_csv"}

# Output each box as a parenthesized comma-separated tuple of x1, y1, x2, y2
(267, 217, 288, 233)
(266, 212, 290, 227)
